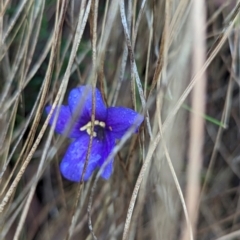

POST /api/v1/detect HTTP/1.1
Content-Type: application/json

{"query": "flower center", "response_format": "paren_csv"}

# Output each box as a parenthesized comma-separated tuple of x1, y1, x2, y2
(80, 120, 106, 139)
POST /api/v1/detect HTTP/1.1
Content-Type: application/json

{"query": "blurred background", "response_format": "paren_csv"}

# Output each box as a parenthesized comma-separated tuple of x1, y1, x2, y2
(0, 0, 240, 239)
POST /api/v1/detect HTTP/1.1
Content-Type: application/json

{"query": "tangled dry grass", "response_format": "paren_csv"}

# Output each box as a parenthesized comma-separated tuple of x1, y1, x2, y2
(0, 0, 240, 239)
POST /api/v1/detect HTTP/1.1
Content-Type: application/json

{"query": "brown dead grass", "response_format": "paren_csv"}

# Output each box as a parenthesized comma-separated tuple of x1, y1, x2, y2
(0, 1, 240, 240)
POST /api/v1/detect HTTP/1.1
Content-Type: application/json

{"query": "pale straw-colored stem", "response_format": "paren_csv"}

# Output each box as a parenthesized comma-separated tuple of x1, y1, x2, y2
(180, 0, 207, 239)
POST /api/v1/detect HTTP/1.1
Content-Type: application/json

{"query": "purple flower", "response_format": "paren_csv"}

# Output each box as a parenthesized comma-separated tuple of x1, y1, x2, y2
(46, 85, 144, 182)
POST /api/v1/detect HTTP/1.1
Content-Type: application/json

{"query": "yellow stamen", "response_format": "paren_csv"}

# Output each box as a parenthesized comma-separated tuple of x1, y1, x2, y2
(80, 120, 106, 137)
(99, 121, 106, 127)
(86, 128, 91, 135)
(86, 128, 96, 136)
(80, 122, 92, 131)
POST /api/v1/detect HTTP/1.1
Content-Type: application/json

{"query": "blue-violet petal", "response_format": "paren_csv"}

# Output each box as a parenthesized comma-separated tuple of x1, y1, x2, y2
(106, 107, 144, 139)
(97, 132, 115, 179)
(45, 105, 82, 138)
(68, 85, 107, 124)
(60, 134, 103, 182)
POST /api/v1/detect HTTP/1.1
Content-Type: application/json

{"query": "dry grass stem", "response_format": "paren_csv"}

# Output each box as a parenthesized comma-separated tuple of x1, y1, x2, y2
(1, 1, 240, 239)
